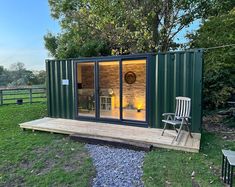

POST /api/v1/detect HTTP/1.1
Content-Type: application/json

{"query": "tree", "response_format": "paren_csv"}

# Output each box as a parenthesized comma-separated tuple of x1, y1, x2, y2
(0, 66, 3, 75)
(10, 62, 25, 71)
(9, 62, 27, 84)
(188, 8, 235, 108)
(0, 63, 46, 87)
(30, 70, 46, 85)
(44, 33, 58, 57)
(196, 0, 235, 19)
(0, 66, 8, 87)
(45, 0, 234, 58)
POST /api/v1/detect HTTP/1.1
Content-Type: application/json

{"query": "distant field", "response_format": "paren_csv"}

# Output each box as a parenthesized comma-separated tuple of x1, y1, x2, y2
(0, 87, 46, 105)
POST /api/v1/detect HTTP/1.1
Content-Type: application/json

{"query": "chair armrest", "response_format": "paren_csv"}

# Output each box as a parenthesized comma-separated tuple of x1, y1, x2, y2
(162, 113, 175, 116)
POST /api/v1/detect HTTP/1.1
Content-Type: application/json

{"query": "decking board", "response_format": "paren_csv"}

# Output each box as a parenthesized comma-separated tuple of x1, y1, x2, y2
(19, 117, 201, 153)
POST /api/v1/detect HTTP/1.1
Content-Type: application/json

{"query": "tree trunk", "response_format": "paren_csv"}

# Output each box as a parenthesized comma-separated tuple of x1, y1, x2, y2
(160, 0, 173, 52)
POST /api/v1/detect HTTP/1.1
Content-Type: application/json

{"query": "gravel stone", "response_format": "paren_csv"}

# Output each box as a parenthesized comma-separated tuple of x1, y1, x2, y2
(85, 144, 145, 187)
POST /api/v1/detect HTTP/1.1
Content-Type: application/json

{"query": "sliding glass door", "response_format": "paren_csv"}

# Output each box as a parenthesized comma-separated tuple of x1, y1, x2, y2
(76, 58, 147, 124)
(77, 62, 96, 117)
(122, 59, 146, 121)
(98, 61, 120, 119)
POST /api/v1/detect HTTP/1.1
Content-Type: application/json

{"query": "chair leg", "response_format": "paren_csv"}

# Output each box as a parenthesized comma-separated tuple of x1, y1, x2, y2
(224, 158, 228, 183)
(230, 166, 233, 187)
(222, 155, 225, 180)
(186, 123, 193, 138)
(161, 122, 167, 136)
(228, 164, 231, 184)
(175, 122, 183, 141)
(173, 125, 178, 133)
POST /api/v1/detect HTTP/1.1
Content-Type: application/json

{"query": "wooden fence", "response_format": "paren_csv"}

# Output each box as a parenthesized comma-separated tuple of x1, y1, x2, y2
(0, 87, 46, 106)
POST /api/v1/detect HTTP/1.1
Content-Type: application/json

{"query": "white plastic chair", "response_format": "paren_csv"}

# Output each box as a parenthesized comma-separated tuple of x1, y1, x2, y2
(161, 96, 193, 141)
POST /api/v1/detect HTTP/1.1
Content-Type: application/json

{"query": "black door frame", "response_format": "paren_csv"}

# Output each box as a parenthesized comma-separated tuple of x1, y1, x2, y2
(74, 54, 151, 127)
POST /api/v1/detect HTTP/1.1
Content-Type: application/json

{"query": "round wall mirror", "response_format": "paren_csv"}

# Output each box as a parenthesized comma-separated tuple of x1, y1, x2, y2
(124, 71, 136, 84)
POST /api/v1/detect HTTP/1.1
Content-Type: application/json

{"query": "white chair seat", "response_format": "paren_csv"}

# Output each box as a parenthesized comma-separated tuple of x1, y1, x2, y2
(162, 119, 183, 125)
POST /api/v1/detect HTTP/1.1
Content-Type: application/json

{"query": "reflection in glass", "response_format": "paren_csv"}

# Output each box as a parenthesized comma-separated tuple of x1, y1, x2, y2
(99, 61, 120, 119)
(77, 62, 95, 117)
(122, 59, 146, 121)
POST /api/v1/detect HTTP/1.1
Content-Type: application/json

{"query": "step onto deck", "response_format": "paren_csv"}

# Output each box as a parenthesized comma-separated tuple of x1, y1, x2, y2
(70, 133, 153, 152)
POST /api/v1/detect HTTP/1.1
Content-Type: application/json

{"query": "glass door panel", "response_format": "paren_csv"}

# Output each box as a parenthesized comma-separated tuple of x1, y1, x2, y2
(122, 59, 146, 121)
(77, 62, 95, 117)
(99, 61, 120, 119)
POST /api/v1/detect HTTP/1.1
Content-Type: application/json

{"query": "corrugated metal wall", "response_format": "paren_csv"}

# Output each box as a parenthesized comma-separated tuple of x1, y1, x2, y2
(154, 49, 203, 132)
(46, 49, 202, 132)
(46, 60, 76, 119)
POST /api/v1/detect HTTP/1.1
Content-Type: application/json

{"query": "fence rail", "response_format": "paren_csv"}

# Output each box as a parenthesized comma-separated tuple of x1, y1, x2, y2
(0, 87, 46, 106)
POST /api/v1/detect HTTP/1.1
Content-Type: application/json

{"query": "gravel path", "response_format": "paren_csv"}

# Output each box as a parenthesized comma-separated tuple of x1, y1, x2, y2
(85, 144, 145, 187)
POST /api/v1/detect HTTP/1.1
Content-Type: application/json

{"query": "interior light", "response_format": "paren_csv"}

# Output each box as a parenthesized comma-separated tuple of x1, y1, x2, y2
(108, 88, 113, 95)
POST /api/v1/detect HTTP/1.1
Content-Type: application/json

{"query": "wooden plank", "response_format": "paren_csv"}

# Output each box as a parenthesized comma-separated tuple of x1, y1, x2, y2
(21, 123, 174, 145)
(19, 117, 201, 153)
(25, 119, 174, 143)
(21, 119, 200, 146)
(20, 117, 53, 126)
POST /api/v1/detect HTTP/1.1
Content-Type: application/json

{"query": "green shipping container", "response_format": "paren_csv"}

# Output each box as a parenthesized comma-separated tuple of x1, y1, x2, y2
(46, 49, 203, 132)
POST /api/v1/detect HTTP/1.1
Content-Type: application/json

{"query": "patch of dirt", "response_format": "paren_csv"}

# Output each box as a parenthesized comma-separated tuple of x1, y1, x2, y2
(32, 147, 65, 175)
(32, 142, 91, 175)
(4, 176, 25, 187)
(19, 159, 33, 169)
(33, 146, 50, 154)
(0, 164, 15, 174)
(1, 139, 93, 186)
(36, 159, 56, 176)
(203, 114, 235, 140)
(62, 151, 88, 172)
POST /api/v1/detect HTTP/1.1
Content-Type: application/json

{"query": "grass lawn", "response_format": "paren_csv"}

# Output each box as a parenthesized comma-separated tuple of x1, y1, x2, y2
(143, 128, 235, 186)
(0, 103, 234, 186)
(1, 88, 46, 105)
(0, 103, 95, 186)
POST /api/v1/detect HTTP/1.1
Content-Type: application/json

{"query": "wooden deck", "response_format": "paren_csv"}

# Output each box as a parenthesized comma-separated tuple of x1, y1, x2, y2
(19, 118, 201, 153)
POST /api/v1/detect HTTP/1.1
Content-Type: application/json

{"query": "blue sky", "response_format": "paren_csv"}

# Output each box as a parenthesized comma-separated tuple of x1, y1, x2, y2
(0, 1, 200, 70)
(0, 0, 60, 70)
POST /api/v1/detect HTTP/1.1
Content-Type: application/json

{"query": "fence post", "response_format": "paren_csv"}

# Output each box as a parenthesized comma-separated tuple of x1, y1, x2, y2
(29, 88, 32, 104)
(0, 90, 3, 105)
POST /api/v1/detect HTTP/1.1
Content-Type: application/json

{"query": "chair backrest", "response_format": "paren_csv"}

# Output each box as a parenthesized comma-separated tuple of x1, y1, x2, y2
(175, 97, 191, 119)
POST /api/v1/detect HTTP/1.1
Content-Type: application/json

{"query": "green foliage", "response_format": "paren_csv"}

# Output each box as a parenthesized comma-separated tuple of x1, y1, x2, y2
(0, 63, 46, 87)
(79, 40, 111, 57)
(197, 0, 235, 19)
(189, 9, 235, 108)
(45, 0, 230, 58)
(0, 66, 9, 87)
(31, 70, 47, 85)
(0, 104, 94, 186)
(44, 33, 58, 57)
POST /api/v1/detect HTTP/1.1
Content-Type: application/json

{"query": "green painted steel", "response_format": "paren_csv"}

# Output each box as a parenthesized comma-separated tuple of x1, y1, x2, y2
(153, 49, 203, 132)
(46, 60, 76, 119)
(46, 49, 202, 132)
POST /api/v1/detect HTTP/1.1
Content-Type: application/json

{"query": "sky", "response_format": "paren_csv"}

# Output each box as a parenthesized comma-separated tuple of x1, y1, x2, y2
(0, 0, 60, 70)
(0, 1, 200, 71)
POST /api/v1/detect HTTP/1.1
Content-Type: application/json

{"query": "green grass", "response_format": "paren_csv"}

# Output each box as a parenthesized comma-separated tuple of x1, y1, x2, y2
(0, 103, 95, 186)
(143, 132, 235, 186)
(1, 89, 46, 105)
(1, 103, 234, 186)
